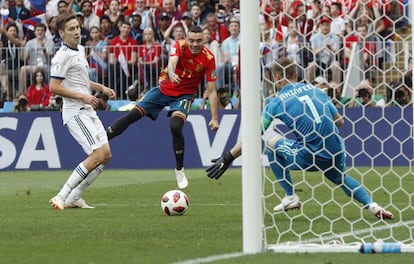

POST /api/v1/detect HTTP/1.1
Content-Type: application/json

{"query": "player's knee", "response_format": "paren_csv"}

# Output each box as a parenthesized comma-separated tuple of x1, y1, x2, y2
(170, 115, 185, 136)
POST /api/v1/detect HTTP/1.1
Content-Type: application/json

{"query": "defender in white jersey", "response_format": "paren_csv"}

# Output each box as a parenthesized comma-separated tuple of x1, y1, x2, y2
(49, 13, 116, 210)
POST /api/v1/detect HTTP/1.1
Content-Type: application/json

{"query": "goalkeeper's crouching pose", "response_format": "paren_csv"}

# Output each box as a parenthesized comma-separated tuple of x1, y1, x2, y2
(206, 57, 394, 220)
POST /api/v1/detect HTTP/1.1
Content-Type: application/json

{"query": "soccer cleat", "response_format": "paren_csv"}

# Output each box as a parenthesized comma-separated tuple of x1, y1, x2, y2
(273, 194, 301, 213)
(64, 198, 95, 209)
(369, 202, 394, 220)
(49, 196, 65, 211)
(175, 168, 188, 189)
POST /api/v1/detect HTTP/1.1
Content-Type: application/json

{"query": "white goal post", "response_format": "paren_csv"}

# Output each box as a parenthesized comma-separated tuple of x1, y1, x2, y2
(240, 0, 414, 254)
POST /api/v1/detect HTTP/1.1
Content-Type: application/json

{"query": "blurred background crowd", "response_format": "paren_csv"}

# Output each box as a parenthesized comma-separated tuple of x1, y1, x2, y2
(0, 0, 411, 112)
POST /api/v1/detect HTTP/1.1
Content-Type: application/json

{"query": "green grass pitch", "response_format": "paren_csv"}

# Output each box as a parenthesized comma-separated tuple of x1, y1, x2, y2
(0, 168, 412, 264)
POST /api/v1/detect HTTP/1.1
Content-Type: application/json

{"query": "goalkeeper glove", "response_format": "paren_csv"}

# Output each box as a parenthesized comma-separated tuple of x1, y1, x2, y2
(206, 151, 235, 179)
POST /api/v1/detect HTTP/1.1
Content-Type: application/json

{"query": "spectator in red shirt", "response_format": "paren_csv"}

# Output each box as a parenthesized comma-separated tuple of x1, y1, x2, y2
(138, 27, 163, 91)
(107, 25, 220, 190)
(108, 21, 138, 98)
(344, 23, 372, 68)
(203, 12, 229, 44)
(26, 69, 52, 108)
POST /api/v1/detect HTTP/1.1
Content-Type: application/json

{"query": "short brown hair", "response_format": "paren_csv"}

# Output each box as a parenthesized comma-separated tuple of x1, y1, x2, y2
(273, 57, 297, 79)
(56, 13, 77, 31)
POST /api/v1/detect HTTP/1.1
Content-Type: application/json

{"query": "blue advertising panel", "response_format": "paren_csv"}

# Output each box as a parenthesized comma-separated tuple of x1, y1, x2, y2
(0, 108, 412, 171)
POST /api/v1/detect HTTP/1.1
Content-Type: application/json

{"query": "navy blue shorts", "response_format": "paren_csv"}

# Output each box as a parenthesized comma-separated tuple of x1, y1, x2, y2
(136, 87, 194, 120)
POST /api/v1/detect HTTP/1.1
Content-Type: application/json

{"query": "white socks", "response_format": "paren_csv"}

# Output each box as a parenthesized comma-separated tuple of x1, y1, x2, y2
(57, 162, 89, 199)
(66, 165, 104, 202)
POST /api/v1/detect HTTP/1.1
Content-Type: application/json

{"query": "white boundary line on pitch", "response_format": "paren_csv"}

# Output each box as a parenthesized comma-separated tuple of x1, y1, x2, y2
(171, 252, 248, 264)
(173, 220, 414, 264)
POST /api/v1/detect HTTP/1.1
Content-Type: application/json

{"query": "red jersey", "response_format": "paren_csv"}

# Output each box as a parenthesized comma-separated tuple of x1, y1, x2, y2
(26, 85, 51, 107)
(159, 40, 217, 97)
(139, 44, 162, 62)
(109, 36, 138, 60)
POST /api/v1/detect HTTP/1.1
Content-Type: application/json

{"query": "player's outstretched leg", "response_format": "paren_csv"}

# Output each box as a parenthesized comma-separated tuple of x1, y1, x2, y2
(267, 149, 300, 212)
(107, 107, 144, 140)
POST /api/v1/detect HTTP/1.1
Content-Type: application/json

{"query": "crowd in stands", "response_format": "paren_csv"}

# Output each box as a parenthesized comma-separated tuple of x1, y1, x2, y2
(0, 0, 412, 112)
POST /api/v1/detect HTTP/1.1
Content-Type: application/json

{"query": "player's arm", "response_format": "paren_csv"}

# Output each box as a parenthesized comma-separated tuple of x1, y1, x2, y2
(49, 78, 99, 108)
(206, 80, 219, 131)
(90, 81, 116, 99)
(334, 112, 344, 128)
(206, 141, 242, 179)
(167, 55, 180, 84)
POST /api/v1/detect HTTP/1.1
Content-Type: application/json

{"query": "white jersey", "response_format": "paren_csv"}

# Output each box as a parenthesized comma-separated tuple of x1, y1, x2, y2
(50, 44, 92, 124)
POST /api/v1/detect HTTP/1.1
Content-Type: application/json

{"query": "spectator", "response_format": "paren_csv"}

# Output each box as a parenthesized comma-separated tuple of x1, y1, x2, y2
(8, 0, 31, 39)
(100, 15, 119, 42)
(203, 12, 229, 45)
(138, 27, 162, 92)
(25, 68, 51, 108)
(117, 84, 139, 111)
(283, 19, 306, 82)
(181, 11, 192, 34)
(0, 23, 24, 101)
(46, 16, 62, 51)
(86, 26, 109, 84)
(203, 27, 221, 67)
(108, 20, 138, 98)
(344, 22, 373, 76)
(196, 0, 214, 24)
(200, 87, 233, 110)
(57, 0, 70, 15)
(105, 0, 123, 24)
(346, 4, 377, 41)
(217, 17, 240, 93)
(130, 13, 144, 44)
(189, 2, 203, 26)
(158, 0, 183, 26)
(13, 92, 29, 112)
(329, 2, 346, 39)
(260, 23, 279, 96)
(348, 80, 386, 107)
(163, 20, 186, 54)
(285, 1, 313, 42)
(19, 23, 54, 94)
(329, 80, 351, 107)
(393, 84, 412, 107)
(306, 16, 341, 84)
(387, 57, 412, 105)
(129, 0, 152, 30)
(152, 12, 170, 44)
(75, 12, 91, 45)
(96, 92, 117, 111)
(92, 0, 108, 17)
(81, 0, 100, 30)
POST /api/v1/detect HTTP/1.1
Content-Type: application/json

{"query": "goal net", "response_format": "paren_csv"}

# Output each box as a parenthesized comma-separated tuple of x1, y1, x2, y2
(258, 0, 414, 253)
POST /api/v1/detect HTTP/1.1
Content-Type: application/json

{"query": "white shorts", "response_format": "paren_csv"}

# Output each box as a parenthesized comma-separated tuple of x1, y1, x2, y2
(66, 111, 108, 155)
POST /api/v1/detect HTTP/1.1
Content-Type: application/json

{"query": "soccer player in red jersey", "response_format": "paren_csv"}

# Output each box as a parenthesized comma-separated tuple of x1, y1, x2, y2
(107, 25, 220, 189)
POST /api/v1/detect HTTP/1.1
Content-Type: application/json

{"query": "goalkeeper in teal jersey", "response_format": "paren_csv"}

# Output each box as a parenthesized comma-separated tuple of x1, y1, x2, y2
(206, 57, 394, 220)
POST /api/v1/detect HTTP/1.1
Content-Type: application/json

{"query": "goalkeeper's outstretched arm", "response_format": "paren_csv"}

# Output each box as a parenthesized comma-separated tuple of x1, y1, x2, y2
(206, 141, 242, 179)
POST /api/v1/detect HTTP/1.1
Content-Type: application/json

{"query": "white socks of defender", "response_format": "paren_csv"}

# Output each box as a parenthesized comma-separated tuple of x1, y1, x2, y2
(57, 163, 104, 201)
(57, 162, 89, 199)
(66, 164, 104, 202)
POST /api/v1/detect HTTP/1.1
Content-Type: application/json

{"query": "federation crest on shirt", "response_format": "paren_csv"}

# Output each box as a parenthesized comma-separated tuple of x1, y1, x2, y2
(195, 64, 204, 73)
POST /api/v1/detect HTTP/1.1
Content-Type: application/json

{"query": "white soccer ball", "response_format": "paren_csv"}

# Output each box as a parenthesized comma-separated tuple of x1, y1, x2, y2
(161, 190, 189, 216)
